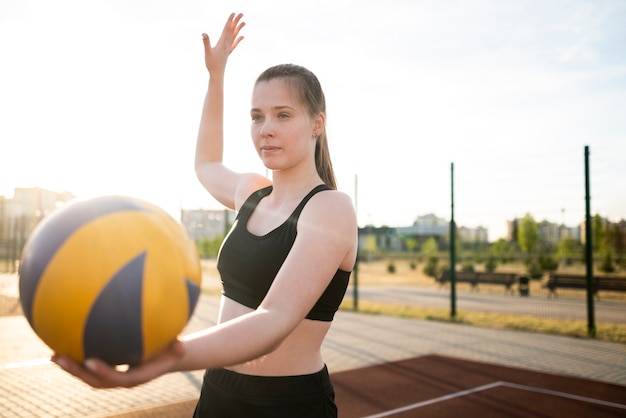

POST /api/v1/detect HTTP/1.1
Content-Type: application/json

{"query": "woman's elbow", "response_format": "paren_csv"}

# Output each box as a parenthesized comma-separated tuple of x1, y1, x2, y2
(255, 308, 297, 353)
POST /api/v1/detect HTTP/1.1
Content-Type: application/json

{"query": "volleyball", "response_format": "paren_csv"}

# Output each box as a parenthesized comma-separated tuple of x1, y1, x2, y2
(18, 195, 202, 366)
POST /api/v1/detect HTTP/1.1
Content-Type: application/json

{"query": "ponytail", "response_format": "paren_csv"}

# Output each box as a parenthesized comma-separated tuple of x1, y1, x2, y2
(315, 131, 337, 189)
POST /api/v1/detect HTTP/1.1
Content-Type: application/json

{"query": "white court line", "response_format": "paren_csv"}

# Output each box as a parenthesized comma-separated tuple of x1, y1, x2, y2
(0, 358, 52, 370)
(362, 382, 503, 418)
(363, 380, 626, 418)
(500, 382, 626, 410)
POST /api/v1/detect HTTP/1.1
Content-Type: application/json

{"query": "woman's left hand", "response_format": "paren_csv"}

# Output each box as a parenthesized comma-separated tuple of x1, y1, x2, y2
(202, 12, 245, 77)
(51, 340, 185, 389)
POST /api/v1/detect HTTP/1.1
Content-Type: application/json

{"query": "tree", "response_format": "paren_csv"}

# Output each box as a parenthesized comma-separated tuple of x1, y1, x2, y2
(490, 238, 512, 263)
(403, 236, 418, 253)
(196, 235, 224, 258)
(421, 237, 440, 278)
(556, 237, 576, 265)
(592, 214, 605, 253)
(423, 256, 439, 278)
(600, 251, 615, 273)
(361, 233, 378, 261)
(607, 222, 625, 264)
(421, 236, 439, 256)
(517, 213, 539, 256)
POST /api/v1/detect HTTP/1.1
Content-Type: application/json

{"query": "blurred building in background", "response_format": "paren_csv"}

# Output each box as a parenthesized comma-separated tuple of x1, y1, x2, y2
(180, 208, 235, 242)
(0, 187, 75, 272)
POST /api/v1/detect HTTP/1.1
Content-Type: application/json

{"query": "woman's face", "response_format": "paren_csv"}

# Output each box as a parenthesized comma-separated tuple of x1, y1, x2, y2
(250, 78, 321, 172)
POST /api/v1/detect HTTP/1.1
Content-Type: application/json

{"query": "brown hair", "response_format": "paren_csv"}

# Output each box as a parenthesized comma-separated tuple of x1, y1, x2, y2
(255, 64, 337, 189)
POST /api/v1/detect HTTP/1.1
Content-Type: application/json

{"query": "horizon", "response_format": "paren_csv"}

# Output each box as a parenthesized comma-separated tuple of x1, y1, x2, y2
(1, 184, 613, 245)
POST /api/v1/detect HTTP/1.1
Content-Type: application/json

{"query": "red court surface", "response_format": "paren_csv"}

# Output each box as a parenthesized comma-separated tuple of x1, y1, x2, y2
(332, 355, 626, 417)
(112, 354, 626, 417)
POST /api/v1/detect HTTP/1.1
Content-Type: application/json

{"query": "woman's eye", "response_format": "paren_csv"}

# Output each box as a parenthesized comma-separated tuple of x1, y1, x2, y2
(251, 114, 262, 122)
(278, 113, 290, 119)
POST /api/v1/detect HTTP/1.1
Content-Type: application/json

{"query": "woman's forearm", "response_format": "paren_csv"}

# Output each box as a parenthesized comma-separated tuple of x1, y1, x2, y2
(195, 76, 225, 169)
(174, 309, 290, 372)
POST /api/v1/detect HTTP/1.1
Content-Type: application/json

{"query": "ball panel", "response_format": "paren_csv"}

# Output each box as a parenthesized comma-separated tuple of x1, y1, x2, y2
(19, 196, 148, 325)
(141, 225, 192, 361)
(185, 278, 201, 319)
(143, 201, 202, 288)
(139, 202, 202, 361)
(84, 253, 145, 365)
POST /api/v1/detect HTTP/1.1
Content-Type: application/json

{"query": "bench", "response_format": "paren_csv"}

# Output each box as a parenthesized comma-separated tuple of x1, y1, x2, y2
(601, 277, 626, 292)
(544, 273, 626, 298)
(436, 270, 520, 295)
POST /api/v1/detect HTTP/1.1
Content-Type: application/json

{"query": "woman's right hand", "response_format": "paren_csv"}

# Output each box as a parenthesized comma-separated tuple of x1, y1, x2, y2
(202, 13, 245, 76)
(51, 340, 186, 389)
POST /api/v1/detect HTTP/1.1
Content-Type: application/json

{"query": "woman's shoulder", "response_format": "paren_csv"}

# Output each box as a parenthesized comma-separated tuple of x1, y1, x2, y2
(320, 187, 354, 206)
(304, 187, 356, 225)
(298, 188, 357, 262)
(234, 174, 273, 210)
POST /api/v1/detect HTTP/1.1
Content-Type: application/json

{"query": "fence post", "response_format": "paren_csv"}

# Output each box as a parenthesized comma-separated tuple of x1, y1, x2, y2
(450, 162, 457, 318)
(584, 145, 596, 337)
(353, 174, 359, 311)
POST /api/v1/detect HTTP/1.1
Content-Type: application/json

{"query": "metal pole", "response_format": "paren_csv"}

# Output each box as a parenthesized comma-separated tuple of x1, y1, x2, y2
(584, 146, 596, 336)
(450, 162, 457, 318)
(353, 174, 359, 311)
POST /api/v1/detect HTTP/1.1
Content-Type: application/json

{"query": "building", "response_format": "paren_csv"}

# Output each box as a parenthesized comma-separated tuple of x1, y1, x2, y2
(180, 208, 236, 242)
(559, 225, 580, 242)
(458, 225, 489, 244)
(395, 213, 449, 238)
(506, 219, 518, 242)
(358, 213, 489, 253)
(539, 220, 561, 248)
(0, 187, 75, 267)
(508, 216, 582, 247)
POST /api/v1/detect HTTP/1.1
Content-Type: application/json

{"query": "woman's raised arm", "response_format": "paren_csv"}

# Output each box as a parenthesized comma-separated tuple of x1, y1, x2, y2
(194, 13, 267, 209)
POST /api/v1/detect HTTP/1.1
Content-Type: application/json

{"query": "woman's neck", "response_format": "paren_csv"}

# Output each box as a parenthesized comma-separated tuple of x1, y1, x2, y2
(269, 170, 324, 202)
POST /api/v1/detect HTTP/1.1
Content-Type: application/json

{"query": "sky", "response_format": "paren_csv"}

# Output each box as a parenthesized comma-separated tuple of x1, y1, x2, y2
(1, 0, 625, 241)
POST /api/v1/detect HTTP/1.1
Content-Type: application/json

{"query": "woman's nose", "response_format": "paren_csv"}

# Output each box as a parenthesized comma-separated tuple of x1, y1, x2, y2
(260, 119, 274, 137)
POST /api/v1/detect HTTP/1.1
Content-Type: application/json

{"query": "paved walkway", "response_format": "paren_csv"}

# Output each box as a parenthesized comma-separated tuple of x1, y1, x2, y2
(1, 273, 625, 417)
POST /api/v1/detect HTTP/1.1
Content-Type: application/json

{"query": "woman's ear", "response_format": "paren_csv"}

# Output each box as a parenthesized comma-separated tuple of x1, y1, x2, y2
(313, 113, 325, 137)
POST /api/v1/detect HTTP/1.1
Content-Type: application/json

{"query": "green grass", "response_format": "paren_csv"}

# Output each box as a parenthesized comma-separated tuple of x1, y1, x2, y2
(339, 299, 626, 343)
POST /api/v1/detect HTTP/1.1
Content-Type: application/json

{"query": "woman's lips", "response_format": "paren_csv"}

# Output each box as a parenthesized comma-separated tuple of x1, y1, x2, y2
(261, 146, 280, 153)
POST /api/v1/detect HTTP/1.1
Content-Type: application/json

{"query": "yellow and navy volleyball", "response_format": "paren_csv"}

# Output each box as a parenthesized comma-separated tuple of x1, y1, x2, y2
(18, 195, 202, 366)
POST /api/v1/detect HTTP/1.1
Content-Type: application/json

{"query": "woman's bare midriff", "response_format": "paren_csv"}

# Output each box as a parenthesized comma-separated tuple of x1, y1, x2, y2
(218, 296, 331, 376)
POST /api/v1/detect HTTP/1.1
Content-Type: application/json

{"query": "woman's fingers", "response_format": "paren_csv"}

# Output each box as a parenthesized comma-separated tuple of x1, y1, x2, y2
(51, 341, 185, 389)
(52, 355, 115, 388)
(222, 13, 245, 51)
(203, 13, 246, 73)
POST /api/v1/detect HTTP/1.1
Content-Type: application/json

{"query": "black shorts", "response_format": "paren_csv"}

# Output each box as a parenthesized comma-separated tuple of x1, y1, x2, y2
(192, 365, 337, 417)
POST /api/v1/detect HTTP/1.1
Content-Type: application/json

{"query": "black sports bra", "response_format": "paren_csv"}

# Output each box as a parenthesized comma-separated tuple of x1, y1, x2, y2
(217, 185, 351, 321)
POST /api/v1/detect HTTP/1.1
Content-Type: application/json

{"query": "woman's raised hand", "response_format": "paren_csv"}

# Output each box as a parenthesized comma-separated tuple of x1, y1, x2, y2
(202, 13, 245, 76)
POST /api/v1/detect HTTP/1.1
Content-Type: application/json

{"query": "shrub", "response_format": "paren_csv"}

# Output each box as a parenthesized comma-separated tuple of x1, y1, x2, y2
(526, 261, 544, 280)
(196, 236, 224, 259)
(484, 256, 497, 272)
(423, 256, 439, 278)
(539, 254, 558, 272)
(600, 251, 615, 273)
(461, 263, 475, 273)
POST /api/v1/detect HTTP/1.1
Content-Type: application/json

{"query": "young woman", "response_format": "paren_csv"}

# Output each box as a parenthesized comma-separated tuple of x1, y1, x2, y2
(53, 13, 357, 417)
